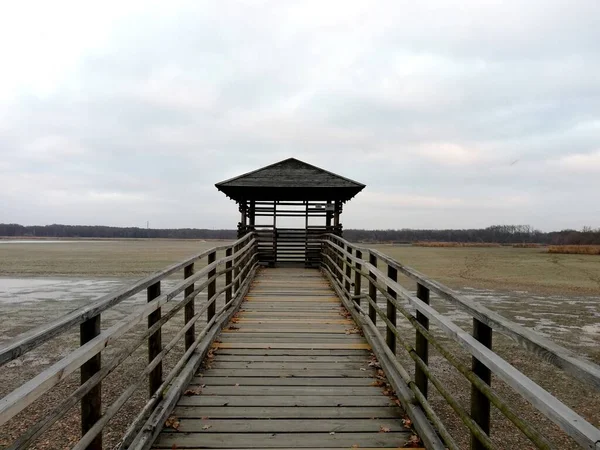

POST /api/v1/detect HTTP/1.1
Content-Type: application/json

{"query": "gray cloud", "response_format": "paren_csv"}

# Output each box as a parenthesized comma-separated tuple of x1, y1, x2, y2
(1, 0, 599, 230)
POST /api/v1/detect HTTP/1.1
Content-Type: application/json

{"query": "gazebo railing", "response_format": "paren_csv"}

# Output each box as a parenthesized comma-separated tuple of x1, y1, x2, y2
(320, 233, 600, 450)
(0, 232, 258, 450)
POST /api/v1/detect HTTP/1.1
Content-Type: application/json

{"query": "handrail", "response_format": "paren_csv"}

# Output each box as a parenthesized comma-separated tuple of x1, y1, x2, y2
(325, 234, 600, 390)
(0, 233, 255, 367)
(0, 232, 259, 450)
(320, 234, 600, 450)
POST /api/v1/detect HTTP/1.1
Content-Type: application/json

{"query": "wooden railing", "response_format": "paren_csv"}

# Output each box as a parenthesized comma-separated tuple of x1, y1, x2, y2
(320, 234, 600, 450)
(0, 233, 258, 450)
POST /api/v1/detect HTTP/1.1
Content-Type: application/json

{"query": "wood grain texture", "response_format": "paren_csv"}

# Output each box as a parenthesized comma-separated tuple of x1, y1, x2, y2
(153, 268, 417, 450)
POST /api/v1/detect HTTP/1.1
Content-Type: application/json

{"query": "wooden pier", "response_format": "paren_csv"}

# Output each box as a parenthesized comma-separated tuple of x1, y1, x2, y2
(153, 268, 418, 449)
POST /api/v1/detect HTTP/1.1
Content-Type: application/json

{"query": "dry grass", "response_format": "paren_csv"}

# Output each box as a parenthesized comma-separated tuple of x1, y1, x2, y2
(512, 243, 542, 248)
(413, 241, 502, 248)
(548, 245, 600, 255)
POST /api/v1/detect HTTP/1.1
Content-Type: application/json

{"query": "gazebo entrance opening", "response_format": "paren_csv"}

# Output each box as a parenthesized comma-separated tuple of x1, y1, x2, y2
(216, 158, 365, 266)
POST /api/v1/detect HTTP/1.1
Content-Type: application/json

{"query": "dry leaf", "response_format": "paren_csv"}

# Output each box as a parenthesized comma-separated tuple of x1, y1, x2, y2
(379, 426, 391, 433)
(234, 383, 240, 387)
(165, 416, 180, 430)
(402, 418, 412, 429)
(329, 431, 335, 435)
(202, 424, 212, 430)
(406, 434, 422, 448)
(201, 416, 209, 420)
(228, 325, 240, 330)
(184, 387, 202, 396)
(351, 445, 359, 448)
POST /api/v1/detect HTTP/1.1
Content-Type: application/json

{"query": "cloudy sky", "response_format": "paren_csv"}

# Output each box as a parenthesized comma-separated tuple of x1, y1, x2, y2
(1, 0, 598, 231)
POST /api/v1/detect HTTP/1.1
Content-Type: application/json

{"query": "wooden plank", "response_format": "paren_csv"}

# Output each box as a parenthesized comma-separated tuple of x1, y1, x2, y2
(222, 328, 350, 334)
(174, 418, 405, 433)
(190, 377, 375, 386)
(207, 362, 369, 370)
(213, 343, 371, 350)
(153, 432, 413, 448)
(173, 405, 403, 419)
(177, 395, 392, 407)
(211, 348, 370, 356)
(186, 386, 382, 396)
(197, 369, 376, 378)
(218, 335, 364, 343)
(214, 355, 369, 362)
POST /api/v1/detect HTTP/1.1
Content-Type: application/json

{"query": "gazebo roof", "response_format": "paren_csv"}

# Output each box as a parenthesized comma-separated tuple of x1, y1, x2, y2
(215, 158, 365, 202)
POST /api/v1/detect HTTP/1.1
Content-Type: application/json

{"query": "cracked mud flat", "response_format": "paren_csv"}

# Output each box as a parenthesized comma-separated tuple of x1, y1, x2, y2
(1, 241, 598, 449)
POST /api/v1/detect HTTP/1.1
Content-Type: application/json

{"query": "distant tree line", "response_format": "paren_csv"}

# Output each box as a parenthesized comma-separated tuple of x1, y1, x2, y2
(1, 223, 599, 245)
(0, 224, 236, 240)
(344, 225, 600, 245)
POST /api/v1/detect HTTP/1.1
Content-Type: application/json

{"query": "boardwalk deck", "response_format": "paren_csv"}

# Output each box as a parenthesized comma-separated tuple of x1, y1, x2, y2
(152, 268, 419, 449)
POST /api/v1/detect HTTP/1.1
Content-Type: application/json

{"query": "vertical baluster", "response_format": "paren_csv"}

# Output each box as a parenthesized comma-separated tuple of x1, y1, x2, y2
(386, 265, 397, 353)
(354, 250, 362, 305)
(233, 243, 240, 297)
(368, 254, 377, 324)
(415, 283, 430, 398)
(147, 281, 162, 395)
(470, 319, 492, 450)
(207, 251, 217, 321)
(80, 314, 102, 450)
(345, 245, 352, 296)
(184, 263, 195, 350)
(225, 247, 233, 303)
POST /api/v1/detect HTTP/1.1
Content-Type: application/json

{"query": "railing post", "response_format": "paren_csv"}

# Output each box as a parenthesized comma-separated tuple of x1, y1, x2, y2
(345, 245, 352, 295)
(470, 319, 493, 450)
(184, 263, 195, 350)
(233, 243, 240, 297)
(225, 247, 233, 303)
(415, 283, 430, 398)
(386, 265, 397, 353)
(368, 254, 377, 324)
(147, 281, 162, 396)
(354, 250, 362, 305)
(207, 251, 217, 321)
(80, 314, 102, 450)
(336, 241, 343, 284)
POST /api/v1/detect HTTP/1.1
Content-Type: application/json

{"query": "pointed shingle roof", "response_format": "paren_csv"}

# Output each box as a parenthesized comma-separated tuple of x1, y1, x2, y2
(215, 158, 365, 202)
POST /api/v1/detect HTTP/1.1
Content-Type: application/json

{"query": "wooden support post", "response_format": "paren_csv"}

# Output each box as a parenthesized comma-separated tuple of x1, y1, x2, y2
(80, 314, 102, 450)
(386, 266, 398, 354)
(415, 283, 430, 398)
(233, 244, 240, 296)
(147, 281, 162, 396)
(368, 254, 377, 324)
(225, 247, 233, 303)
(184, 263, 195, 350)
(354, 250, 362, 305)
(345, 245, 352, 295)
(207, 251, 216, 322)
(470, 319, 493, 450)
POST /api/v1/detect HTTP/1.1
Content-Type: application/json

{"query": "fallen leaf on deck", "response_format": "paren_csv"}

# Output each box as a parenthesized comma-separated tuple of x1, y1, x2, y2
(329, 431, 335, 435)
(165, 416, 180, 430)
(202, 425, 212, 430)
(379, 426, 391, 433)
(184, 387, 202, 396)
(406, 434, 422, 447)
(402, 418, 412, 428)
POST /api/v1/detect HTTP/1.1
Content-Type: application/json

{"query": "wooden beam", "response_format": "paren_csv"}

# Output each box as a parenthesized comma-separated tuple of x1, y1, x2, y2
(80, 315, 101, 450)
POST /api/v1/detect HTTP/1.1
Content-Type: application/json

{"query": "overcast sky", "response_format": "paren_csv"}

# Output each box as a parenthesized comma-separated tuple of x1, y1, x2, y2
(1, 1, 598, 231)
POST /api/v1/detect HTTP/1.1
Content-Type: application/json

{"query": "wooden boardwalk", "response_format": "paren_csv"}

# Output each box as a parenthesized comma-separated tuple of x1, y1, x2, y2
(152, 268, 418, 449)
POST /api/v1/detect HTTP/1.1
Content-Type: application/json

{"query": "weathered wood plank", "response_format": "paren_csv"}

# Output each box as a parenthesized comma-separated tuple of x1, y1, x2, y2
(211, 348, 370, 356)
(153, 432, 413, 448)
(190, 376, 375, 386)
(177, 395, 393, 407)
(198, 369, 376, 378)
(173, 405, 403, 419)
(174, 418, 405, 433)
(207, 362, 369, 370)
(186, 386, 382, 396)
(213, 343, 371, 350)
(214, 355, 369, 362)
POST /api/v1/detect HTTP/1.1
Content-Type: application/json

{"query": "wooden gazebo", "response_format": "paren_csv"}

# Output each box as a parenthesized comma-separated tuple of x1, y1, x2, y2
(216, 158, 365, 266)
